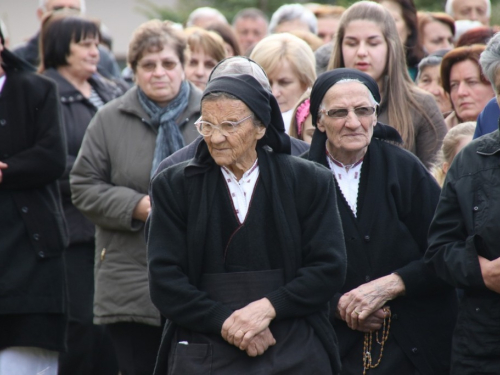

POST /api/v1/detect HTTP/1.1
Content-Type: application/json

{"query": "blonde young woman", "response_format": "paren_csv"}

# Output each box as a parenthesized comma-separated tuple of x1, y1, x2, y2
(328, 1, 447, 168)
(431, 122, 475, 186)
(250, 33, 316, 133)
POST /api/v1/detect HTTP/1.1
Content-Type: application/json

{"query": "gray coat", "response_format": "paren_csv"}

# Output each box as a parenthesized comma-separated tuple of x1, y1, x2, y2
(70, 83, 201, 326)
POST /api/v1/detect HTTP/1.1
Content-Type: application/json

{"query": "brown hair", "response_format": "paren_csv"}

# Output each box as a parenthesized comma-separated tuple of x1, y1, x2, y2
(456, 26, 495, 47)
(417, 12, 455, 47)
(329, 1, 435, 150)
(313, 5, 346, 19)
(184, 27, 226, 63)
(440, 45, 489, 94)
(128, 20, 186, 73)
(206, 22, 242, 56)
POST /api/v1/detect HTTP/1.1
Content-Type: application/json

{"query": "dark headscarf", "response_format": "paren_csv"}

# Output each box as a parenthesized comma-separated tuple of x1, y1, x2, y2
(310, 68, 381, 127)
(202, 74, 291, 155)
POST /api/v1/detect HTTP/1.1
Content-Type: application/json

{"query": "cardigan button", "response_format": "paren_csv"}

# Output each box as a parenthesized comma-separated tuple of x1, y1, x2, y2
(411, 347, 418, 354)
(21, 206, 29, 213)
(38, 251, 45, 258)
(365, 275, 371, 282)
(475, 307, 480, 312)
(33, 233, 40, 241)
(364, 235, 370, 242)
(473, 206, 479, 211)
(392, 314, 398, 320)
(0, 119, 6, 126)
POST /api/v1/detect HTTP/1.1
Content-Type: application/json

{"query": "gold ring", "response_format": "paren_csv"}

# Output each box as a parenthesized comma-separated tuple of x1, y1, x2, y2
(354, 310, 361, 315)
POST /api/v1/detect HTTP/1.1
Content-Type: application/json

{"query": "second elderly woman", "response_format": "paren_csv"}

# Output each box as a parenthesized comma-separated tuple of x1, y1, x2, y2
(305, 68, 457, 374)
(147, 73, 347, 374)
(70, 20, 201, 375)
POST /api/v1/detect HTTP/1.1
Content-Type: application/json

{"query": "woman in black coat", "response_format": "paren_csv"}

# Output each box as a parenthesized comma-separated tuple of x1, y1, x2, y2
(0, 31, 67, 373)
(38, 12, 122, 375)
(305, 68, 457, 374)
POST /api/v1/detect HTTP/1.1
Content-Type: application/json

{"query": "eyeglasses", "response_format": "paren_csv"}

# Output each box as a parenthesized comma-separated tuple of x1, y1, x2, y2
(195, 114, 253, 136)
(321, 106, 377, 119)
(138, 60, 179, 72)
(52, 6, 81, 11)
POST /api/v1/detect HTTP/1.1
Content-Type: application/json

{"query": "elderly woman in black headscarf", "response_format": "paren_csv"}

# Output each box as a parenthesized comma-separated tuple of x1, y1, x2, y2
(304, 68, 457, 374)
(147, 73, 347, 374)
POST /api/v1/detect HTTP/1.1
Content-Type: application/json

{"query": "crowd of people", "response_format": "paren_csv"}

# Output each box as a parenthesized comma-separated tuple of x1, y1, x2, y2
(1, 0, 499, 374)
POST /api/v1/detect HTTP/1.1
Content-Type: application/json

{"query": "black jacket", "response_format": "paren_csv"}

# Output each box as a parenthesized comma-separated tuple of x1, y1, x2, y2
(0, 53, 68, 346)
(43, 68, 122, 246)
(305, 125, 457, 374)
(148, 145, 347, 374)
(426, 124, 500, 374)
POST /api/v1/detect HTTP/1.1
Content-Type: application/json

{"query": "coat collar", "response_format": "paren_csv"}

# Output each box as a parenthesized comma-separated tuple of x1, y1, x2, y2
(476, 119, 500, 156)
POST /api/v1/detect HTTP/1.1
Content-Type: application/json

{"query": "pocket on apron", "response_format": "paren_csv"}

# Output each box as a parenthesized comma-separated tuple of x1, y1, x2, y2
(170, 342, 212, 375)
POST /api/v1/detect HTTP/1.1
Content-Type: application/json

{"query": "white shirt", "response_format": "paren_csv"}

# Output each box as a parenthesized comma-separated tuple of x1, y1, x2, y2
(326, 147, 363, 217)
(221, 159, 260, 224)
(281, 109, 293, 134)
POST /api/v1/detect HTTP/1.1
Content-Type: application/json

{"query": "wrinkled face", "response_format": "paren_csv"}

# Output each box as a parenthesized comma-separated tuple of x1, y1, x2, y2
(185, 49, 218, 91)
(268, 59, 307, 113)
(317, 17, 341, 44)
(317, 82, 377, 162)
(202, 98, 266, 172)
(417, 65, 452, 114)
(65, 36, 99, 78)
(449, 59, 495, 122)
(134, 45, 184, 107)
(452, 0, 489, 25)
(422, 21, 454, 54)
(379, 1, 410, 45)
(234, 17, 268, 52)
(342, 20, 388, 86)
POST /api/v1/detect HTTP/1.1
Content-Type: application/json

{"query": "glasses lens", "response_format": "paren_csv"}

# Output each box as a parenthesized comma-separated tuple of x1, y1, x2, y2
(327, 109, 349, 118)
(354, 107, 375, 117)
(161, 61, 177, 70)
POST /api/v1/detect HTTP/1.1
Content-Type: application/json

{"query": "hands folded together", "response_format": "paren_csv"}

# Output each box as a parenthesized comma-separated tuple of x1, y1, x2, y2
(221, 298, 277, 357)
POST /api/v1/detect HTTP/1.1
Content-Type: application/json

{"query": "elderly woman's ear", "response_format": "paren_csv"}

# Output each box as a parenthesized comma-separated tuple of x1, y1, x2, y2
(256, 125, 266, 139)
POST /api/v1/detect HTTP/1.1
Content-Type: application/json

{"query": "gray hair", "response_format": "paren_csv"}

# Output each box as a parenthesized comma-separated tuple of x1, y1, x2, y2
(208, 56, 271, 91)
(314, 42, 333, 75)
(416, 55, 443, 82)
(232, 8, 268, 25)
(186, 7, 227, 27)
(480, 32, 500, 92)
(269, 4, 318, 34)
(445, 0, 491, 19)
(39, 0, 86, 13)
(318, 78, 379, 117)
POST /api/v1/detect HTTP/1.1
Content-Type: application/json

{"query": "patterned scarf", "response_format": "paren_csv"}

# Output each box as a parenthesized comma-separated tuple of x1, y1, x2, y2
(137, 81, 189, 176)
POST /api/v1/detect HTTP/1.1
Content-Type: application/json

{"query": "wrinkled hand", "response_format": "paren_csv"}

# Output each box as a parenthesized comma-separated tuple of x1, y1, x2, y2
(245, 327, 276, 357)
(0, 161, 8, 184)
(221, 298, 276, 351)
(478, 256, 500, 294)
(132, 195, 151, 222)
(338, 274, 405, 331)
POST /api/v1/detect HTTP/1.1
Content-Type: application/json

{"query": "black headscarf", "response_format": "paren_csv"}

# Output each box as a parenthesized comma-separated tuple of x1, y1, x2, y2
(308, 68, 401, 156)
(202, 74, 291, 155)
(0, 27, 36, 73)
(310, 68, 381, 127)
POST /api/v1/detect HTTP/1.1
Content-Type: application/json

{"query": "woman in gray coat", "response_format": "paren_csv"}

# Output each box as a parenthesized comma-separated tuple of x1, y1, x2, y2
(70, 20, 201, 375)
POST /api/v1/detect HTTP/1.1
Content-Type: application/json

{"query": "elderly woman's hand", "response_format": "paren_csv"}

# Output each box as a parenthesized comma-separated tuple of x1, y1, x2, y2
(221, 298, 276, 351)
(0, 161, 7, 184)
(337, 274, 405, 331)
(244, 327, 276, 357)
(132, 195, 151, 222)
(478, 256, 500, 294)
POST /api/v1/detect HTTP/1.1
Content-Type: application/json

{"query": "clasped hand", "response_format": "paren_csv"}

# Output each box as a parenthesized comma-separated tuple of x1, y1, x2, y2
(221, 298, 276, 356)
(337, 274, 405, 331)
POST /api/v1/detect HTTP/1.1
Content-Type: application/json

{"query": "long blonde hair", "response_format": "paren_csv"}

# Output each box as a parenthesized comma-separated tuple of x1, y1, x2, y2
(431, 122, 475, 186)
(328, 1, 435, 150)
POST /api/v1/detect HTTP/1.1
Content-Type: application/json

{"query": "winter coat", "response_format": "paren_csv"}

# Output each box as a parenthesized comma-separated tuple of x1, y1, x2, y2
(0, 60, 68, 350)
(426, 123, 500, 374)
(43, 68, 122, 246)
(305, 124, 457, 374)
(70, 83, 201, 326)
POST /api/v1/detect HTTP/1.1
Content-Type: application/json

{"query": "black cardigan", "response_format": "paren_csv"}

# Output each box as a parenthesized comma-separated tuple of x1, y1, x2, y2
(148, 145, 347, 374)
(304, 127, 458, 374)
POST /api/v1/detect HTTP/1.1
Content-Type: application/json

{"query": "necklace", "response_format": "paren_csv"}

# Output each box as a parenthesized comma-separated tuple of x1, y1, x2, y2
(362, 306, 391, 374)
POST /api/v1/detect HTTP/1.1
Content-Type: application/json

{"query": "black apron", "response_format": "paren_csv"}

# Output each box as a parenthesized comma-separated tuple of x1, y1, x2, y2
(167, 269, 332, 375)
